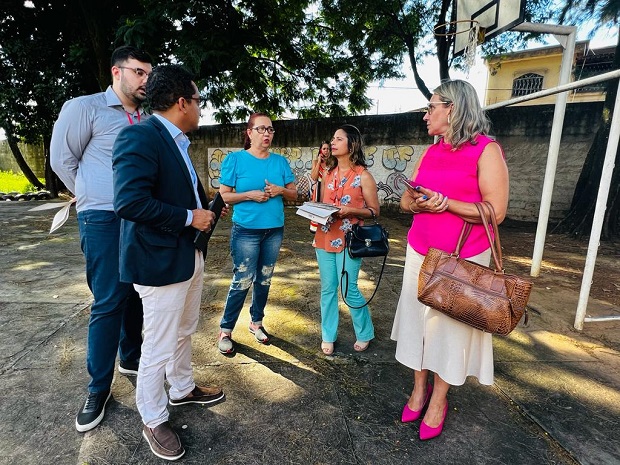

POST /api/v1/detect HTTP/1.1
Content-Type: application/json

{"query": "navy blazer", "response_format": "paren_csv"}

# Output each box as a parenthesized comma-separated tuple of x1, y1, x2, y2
(112, 116, 208, 286)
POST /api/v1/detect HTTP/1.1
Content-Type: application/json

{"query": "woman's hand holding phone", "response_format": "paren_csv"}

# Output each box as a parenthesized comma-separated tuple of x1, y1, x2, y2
(404, 179, 425, 199)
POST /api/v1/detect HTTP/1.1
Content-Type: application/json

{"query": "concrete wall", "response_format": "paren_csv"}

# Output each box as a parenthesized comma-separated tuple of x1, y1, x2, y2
(0, 102, 602, 221)
(487, 103, 600, 221)
(0, 141, 46, 178)
(190, 102, 601, 221)
(189, 112, 431, 213)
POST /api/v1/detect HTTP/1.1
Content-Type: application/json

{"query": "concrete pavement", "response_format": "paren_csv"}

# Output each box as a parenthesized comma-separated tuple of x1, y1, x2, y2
(0, 201, 618, 464)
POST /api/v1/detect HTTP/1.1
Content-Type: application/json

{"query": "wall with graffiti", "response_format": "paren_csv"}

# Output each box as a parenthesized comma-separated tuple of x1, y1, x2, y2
(204, 143, 427, 209)
(189, 102, 604, 221)
(1, 103, 602, 221)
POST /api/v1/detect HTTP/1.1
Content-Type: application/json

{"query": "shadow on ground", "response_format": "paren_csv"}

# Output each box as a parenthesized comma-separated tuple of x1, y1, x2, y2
(0, 202, 618, 464)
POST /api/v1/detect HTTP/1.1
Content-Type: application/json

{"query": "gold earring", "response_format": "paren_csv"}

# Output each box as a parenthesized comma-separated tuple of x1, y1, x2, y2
(447, 115, 451, 124)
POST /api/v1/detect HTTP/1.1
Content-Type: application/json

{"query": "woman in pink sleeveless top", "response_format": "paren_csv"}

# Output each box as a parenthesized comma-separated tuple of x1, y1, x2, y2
(391, 80, 509, 440)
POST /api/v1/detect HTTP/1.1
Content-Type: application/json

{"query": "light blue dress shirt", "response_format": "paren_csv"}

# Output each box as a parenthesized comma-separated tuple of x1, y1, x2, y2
(152, 114, 202, 226)
(50, 86, 147, 212)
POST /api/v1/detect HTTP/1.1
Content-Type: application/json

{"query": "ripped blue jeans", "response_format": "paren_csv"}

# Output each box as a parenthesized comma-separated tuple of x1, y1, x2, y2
(220, 223, 284, 331)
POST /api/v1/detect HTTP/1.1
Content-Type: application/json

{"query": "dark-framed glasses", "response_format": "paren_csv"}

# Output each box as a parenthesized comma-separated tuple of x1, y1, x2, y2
(118, 66, 151, 78)
(252, 125, 275, 134)
(425, 101, 452, 114)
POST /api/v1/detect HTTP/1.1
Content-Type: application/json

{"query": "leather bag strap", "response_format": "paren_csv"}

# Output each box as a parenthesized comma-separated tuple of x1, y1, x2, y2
(340, 247, 387, 309)
(475, 201, 503, 272)
(454, 222, 473, 256)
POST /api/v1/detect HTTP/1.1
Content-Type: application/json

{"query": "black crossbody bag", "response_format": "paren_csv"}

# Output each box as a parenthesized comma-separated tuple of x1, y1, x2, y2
(340, 209, 389, 308)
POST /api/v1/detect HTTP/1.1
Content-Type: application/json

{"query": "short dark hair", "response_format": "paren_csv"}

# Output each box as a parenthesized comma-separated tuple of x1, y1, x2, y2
(110, 45, 152, 67)
(146, 64, 196, 112)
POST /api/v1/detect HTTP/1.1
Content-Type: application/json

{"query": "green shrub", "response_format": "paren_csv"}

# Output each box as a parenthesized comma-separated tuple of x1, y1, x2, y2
(0, 170, 45, 193)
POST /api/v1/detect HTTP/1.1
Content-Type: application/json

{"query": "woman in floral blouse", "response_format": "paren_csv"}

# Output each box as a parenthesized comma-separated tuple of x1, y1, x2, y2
(313, 124, 380, 355)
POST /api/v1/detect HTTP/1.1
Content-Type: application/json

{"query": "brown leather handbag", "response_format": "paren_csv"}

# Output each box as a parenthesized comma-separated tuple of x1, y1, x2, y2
(417, 202, 532, 335)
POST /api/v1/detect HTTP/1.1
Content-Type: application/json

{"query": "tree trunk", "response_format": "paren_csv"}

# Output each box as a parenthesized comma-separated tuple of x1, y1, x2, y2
(405, 42, 432, 100)
(400, 0, 454, 101)
(42, 134, 62, 198)
(434, 0, 453, 81)
(557, 31, 620, 239)
(6, 133, 45, 190)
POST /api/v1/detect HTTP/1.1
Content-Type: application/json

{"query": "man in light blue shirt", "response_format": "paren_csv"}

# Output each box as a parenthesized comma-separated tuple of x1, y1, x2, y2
(112, 64, 224, 462)
(50, 45, 152, 433)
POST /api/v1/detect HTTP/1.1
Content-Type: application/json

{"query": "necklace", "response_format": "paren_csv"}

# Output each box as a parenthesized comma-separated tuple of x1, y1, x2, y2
(330, 166, 354, 205)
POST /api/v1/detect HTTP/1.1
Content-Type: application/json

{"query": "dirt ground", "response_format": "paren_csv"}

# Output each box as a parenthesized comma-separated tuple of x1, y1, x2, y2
(2, 200, 620, 464)
(205, 206, 620, 354)
(499, 219, 620, 308)
(496, 217, 620, 350)
(13, 198, 620, 343)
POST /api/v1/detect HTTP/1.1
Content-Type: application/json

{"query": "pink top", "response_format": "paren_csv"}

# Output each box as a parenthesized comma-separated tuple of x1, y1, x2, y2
(314, 165, 366, 252)
(409, 135, 502, 258)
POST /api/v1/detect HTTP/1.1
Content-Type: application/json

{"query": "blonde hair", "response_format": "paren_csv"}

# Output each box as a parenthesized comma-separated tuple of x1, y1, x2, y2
(434, 80, 490, 150)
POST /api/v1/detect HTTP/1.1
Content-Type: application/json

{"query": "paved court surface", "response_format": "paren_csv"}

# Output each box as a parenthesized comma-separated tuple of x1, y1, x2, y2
(1, 201, 618, 464)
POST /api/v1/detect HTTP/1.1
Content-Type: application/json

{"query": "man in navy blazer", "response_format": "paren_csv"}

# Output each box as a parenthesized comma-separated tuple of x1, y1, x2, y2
(113, 64, 224, 461)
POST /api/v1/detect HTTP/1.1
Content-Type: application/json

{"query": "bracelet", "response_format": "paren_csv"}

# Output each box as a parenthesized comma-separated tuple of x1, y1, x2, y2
(367, 207, 376, 219)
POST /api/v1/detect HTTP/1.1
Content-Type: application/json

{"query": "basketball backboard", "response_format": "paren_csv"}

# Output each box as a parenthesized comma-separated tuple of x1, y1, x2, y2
(453, 0, 526, 56)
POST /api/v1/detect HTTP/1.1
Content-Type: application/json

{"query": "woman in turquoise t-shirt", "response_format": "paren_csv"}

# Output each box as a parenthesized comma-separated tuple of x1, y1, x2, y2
(217, 113, 297, 354)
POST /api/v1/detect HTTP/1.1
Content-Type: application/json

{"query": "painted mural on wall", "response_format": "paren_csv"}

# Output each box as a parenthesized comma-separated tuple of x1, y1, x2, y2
(207, 144, 426, 206)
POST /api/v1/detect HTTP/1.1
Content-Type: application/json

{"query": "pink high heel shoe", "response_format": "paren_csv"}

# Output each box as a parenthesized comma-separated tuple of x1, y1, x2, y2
(419, 402, 448, 440)
(401, 383, 433, 423)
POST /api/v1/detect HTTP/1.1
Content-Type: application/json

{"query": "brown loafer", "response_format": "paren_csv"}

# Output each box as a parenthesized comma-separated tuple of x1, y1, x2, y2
(142, 421, 185, 461)
(168, 385, 225, 407)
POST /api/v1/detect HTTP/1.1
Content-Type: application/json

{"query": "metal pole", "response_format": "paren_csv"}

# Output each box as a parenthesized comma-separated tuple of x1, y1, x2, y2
(527, 28, 576, 277)
(584, 315, 620, 323)
(574, 79, 620, 330)
(513, 22, 576, 35)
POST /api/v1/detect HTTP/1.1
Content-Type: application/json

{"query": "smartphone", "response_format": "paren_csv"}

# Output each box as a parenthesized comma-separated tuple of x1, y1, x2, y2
(404, 179, 418, 190)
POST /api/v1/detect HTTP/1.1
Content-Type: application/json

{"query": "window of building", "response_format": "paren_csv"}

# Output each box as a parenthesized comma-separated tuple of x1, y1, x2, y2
(574, 51, 613, 93)
(512, 73, 544, 97)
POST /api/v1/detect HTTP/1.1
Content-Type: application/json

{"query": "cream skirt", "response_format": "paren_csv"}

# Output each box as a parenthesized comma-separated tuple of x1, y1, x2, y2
(391, 244, 494, 386)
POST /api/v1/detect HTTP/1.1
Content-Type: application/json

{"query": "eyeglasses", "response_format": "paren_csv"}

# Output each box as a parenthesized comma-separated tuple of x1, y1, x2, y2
(187, 97, 202, 104)
(425, 101, 452, 114)
(251, 126, 275, 134)
(118, 66, 151, 78)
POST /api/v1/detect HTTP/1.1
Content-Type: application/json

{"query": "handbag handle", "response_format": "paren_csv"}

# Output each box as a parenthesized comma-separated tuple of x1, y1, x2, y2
(366, 207, 378, 224)
(475, 201, 504, 273)
(453, 201, 503, 273)
(454, 222, 474, 255)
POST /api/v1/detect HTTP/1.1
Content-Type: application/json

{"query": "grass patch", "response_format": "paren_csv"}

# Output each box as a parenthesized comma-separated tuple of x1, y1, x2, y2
(0, 170, 44, 193)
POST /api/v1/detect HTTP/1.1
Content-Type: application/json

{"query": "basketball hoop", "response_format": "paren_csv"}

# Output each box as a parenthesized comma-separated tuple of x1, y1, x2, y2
(464, 22, 481, 75)
(434, 19, 481, 76)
